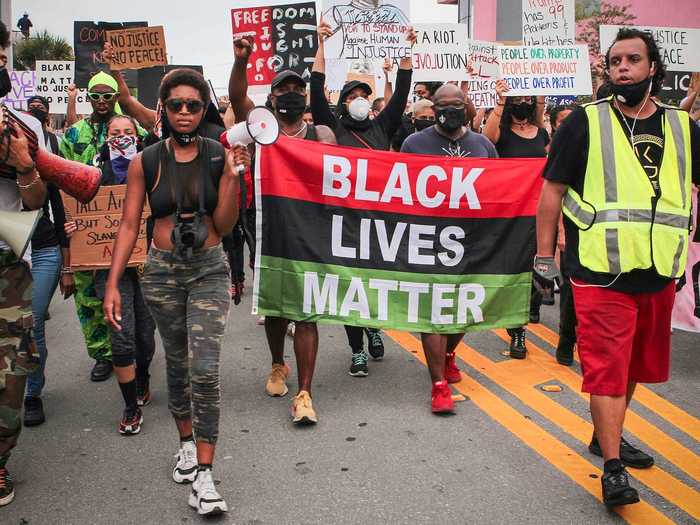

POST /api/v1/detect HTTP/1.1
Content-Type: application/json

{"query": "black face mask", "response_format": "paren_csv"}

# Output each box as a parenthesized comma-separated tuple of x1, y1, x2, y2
(29, 107, 48, 124)
(275, 92, 306, 123)
(511, 101, 533, 121)
(0, 69, 11, 98)
(611, 77, 652, 107)
(414, 118, 434, 131)
(435, 106, 465, 132)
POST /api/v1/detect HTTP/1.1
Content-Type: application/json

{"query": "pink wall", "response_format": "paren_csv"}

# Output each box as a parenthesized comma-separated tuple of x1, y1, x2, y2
(473, 0, 497, 41)
(609, 0, 700, 27)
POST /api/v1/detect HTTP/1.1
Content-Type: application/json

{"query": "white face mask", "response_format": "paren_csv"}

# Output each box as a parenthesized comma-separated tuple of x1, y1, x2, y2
(348, 97, 371, 121)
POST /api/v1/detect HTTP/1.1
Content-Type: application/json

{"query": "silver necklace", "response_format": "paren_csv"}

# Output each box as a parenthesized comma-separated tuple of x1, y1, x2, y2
(282, 122, 307, 138)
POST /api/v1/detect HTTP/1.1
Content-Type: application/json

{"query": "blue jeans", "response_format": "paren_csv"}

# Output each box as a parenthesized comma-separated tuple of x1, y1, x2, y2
(25, 245, 62, 399)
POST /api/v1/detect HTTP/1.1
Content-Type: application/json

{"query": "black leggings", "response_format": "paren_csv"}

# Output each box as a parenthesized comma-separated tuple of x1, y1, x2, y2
(344, 325, 381, 351)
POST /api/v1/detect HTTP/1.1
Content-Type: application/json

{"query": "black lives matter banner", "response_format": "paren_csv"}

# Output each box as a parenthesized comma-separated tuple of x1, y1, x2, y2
(252, 137, 546, 334)
(231, 2, 317, 86)
(74, 21, 147, 87)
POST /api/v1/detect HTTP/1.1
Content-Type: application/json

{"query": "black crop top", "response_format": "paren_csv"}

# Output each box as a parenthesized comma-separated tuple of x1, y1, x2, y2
(141, 137, 226, 219)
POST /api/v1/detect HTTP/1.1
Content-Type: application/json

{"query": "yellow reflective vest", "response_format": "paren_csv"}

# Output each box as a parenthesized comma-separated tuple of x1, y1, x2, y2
(562, 98, 692, 278)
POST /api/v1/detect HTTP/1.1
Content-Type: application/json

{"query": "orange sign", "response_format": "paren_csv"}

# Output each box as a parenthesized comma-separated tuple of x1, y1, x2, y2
(106, 26, 167, 70)
(62, 185, 150, 270)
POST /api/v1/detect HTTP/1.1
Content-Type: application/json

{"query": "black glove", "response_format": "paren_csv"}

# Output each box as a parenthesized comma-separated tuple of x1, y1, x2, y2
(533, 255, 561, 303)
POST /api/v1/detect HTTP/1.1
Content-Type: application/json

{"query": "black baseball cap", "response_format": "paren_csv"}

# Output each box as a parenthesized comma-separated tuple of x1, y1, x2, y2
(271, 70, 306, 90)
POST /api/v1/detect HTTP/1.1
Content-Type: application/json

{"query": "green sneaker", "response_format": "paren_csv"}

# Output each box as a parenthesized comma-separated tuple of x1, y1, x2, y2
(0, 465, 15, 507)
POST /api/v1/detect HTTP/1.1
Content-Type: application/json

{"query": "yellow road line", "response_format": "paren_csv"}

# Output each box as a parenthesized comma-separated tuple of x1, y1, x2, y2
(454, 337, 700, 520)
(492, 328, 700, 487)
(527, 323, 700, 442)
(385, 330, 673, 525)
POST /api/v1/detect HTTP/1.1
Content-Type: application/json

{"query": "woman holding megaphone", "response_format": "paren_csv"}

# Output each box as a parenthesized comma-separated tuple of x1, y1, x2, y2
(103, 68, 249, 517)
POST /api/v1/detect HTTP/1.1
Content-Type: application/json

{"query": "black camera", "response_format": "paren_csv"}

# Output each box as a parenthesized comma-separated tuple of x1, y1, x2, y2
(171, 213, 208, 257)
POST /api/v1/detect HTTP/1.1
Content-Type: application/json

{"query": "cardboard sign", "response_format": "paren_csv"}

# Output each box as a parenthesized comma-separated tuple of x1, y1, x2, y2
(498, 44, 592, 96)
(0, 70, 35, 111)
(34, 61, 93, 114)
(466, 40, 500, 108)
(62, 185, 150, 270)
(106, 26, 167, 71)
(322, 0, 411, 61)
(600, 25, 700, 73)
(412, 24, 469, 82)
(231, 2, 318, 86)
(522, 0, 575, 46)
(73, 21, 147, 87)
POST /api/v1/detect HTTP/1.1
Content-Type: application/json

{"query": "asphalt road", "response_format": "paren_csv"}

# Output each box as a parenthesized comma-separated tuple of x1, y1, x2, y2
(2, 280, 699, 525)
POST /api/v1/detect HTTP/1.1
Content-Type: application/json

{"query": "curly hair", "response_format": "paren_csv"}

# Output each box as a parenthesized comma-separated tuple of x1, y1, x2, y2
(415, 81, 443, 99)
(0, 22, 9, 50)
(605, 27, 667, 97)
(159, 68, 210, 107)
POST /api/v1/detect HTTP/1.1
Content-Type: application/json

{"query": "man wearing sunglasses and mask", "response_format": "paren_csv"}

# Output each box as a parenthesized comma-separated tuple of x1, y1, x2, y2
(59, 71, 146, 383)
(401, 83, 497, 415)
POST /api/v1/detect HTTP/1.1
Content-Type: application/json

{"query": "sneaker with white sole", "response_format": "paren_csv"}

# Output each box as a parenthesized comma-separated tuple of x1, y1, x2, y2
(188, 468, 228, 516)
(172, 439, 198, 483)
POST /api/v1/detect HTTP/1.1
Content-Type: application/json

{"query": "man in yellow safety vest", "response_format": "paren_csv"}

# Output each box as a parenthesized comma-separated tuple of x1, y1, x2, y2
(534, 28, 700, 508)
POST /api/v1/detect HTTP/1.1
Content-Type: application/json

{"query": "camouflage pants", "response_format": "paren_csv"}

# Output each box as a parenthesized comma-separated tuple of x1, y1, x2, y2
(140, 245, 230, 445)
(0, 250, 37, 464)
(73, 270, 111, 361)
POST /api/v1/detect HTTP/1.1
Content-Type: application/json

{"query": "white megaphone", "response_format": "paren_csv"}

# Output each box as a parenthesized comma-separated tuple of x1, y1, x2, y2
(220, 105, 279, 149)
(0, 209, 43, 259)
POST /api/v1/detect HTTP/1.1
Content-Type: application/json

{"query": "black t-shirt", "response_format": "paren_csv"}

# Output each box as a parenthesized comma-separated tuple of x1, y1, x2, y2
(543, 102, 700, 292)
(496, 126, 550, 158)
(29, 183, 69, 251)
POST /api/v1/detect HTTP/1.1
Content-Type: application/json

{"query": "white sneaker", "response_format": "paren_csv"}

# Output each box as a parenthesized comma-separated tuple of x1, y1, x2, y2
(172, 440, 198, 483)
(188, 468, 228, 515)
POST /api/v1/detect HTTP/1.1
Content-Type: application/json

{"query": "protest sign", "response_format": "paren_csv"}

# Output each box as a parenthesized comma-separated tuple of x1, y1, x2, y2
(322, 0, 411, 61)
(498, 44, 592, 96)
(34, 61, 93, 114)
(62, 185, 150, 270)
(253, 136, 546, 333)
(137, 65, 204, 110)
(465, 40, 500, 108)
(672, 188, 700, 333)
(522, 0, 575, 46)
(231, 2, 318, 86)
(412, 24, 469, 82)
(106, 25, 167, 71)
(74, 21, 147, 87)
(0, 70, 36, 111)
(600, 25, 700, 73)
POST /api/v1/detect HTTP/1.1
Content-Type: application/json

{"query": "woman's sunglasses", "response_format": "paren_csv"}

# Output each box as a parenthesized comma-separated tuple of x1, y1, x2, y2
(165, 98, 205, 113)
(87, 92, 118, 101)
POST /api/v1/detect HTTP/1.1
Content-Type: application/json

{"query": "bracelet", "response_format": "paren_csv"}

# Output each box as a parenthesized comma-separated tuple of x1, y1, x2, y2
(61, 267, 73, 275)
(16, 171, 40, 190)
(16, 162, 36, 175)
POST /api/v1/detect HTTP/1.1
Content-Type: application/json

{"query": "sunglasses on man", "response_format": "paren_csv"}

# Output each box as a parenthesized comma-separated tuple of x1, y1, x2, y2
(87, 91, 118, 101)
(165, 98, 205, 113)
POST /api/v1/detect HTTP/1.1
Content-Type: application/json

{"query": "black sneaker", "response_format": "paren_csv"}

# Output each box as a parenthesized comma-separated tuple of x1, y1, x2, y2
(601, 467, 640, 508)
(556, 340, 574, 366)
(507, 328, 527, 359)
(0, 465, 14, 507)
(23, 397, 45, 427)
(90, 359, 113, 382)
(349, 351, 369, 377)
(589, 436, 655, 469)
(136, 377, 151, 407)
(365, 329, 384, 360)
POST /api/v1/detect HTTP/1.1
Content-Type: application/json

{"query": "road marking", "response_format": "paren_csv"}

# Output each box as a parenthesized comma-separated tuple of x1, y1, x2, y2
(385, 330, 674, 525)
(491, 328, 700, 490)
(526, 323, 700, 442)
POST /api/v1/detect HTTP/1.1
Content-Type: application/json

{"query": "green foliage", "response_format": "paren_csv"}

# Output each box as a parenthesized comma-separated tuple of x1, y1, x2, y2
(13, 29, 73, 70)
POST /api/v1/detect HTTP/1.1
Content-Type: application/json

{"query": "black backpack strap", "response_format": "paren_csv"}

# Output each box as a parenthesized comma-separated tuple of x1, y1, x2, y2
(141, 141, 164, 194)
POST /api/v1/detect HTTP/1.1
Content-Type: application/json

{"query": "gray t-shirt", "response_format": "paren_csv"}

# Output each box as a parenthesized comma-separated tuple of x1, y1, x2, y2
(400, 125, 498, 158)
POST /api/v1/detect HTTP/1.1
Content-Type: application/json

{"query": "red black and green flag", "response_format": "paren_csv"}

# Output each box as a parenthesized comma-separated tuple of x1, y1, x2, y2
(252, 136, 546, 334)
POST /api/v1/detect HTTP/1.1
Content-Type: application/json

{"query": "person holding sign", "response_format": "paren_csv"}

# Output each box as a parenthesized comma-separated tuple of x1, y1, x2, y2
(311, 20, 415, 377)
(483, 79, 549, 360)
(536, 28, 700, 508)
(229, 35, 337, 426)
(103, 68, 247, 516)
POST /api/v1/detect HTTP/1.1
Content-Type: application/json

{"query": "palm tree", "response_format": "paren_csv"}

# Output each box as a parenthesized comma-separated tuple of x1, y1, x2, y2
(13, 29, 73, 70)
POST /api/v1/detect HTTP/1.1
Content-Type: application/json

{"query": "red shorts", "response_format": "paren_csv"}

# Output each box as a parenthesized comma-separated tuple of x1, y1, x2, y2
(571, 280, 675, 396)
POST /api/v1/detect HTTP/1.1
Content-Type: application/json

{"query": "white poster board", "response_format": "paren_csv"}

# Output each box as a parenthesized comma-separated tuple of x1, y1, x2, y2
(465, 40, 500, 108)
(322, 0, 411, 61)
(498, 44, 592, 96)
(412, 23, 469, 81)
(35, 61, 93, 114)
(522, 0, 575, 46)
(600, 25, 700, 72)
(0, 70, 36, 111)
